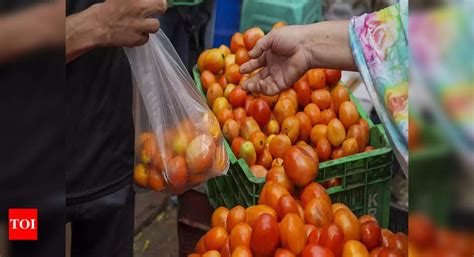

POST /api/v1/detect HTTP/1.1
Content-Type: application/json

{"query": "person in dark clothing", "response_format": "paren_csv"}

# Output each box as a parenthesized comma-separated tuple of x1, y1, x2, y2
(66, 1, 167, 257)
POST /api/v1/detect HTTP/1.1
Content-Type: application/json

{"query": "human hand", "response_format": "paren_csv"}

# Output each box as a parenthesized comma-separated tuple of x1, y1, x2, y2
(240, 25, 315, 96)
(93, 0, 167, 47)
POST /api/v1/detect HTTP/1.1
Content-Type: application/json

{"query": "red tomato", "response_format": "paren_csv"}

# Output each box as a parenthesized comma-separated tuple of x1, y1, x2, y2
(377, 247, 405, 257)
(380, 229, 393, 247)
(231, 137, 245, 157)
(250, 98, 271, 126)
(304, 224, 317, 239)
(319, 223, 345, 257)
(387, 233, 408, 256)
(304, 198, 333, 227)
(300, 182, 332, 208)
(264, 181, 290, 211)
(229, 87, 247, 108)
(308, 227, 323, 245)
(283, 146, 319, 187)
(250, 214, 280, 256)
(277, 194, 299, 220)
(302, 244, 335, 257)
(360, 221, 382, 250)
(324, 69, 342, 87)
(244, 95, 255, 115)
(293, 79, 311, 107)
(275, 248, 296, 257)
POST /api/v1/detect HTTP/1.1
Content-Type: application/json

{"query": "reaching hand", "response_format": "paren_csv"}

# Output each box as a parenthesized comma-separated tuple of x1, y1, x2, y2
(240, 25, 315, 96)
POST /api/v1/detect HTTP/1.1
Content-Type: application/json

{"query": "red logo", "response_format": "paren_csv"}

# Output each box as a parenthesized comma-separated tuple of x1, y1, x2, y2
(8, 208, 38, 240)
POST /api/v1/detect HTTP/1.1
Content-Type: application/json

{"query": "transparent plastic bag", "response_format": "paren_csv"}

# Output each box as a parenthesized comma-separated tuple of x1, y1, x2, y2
(125, 30, 229, 195)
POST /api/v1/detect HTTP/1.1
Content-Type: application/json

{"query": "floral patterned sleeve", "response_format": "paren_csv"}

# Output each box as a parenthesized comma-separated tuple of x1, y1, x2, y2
(349, 0, 408, 169)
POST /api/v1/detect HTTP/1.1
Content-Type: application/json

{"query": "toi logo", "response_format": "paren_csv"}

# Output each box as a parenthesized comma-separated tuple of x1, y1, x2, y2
(8, 208, 38, 240)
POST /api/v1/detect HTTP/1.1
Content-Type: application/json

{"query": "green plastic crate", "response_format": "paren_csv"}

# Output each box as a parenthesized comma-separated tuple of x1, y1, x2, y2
(240, 0, 323, 32)
(192, 67, 393, 227)
(167, 0, 203, 7)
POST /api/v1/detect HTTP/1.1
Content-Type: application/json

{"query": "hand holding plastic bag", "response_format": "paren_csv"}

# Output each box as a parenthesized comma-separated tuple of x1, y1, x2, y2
(126, 30, 229, 195)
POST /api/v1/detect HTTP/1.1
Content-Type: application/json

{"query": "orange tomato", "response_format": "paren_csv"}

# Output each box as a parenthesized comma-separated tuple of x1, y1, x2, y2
(233, 107, 247, 124)
(207, 83, 224, 107)
(235, 48, 250, 65)
(266, 166, 294, 194)
(230, 32, 245, 53)
(307, 69, 326, 90)
(148, 167, 166, 191)
(316, 138, 332, 162)
(219, 44, 231, 57)
(204, 49, 225, 73)
(320, 108, 337, 125)
(342, 138, 358, 157)
(274, 98, 297, 124)
(219, 74, 228, 89)
(277, 194, 299, 220)
(260, 94, 279, 108)
(249, 98, 271, 126)
(360, 221, 382, 250)
(274, 248, 296, 257)
(211, 206, 229, 230)
(331, 146, 344, 160)
(308, 226, 323, 245)
(312, 89, 331, 110)
(250, 214, 280, 256)
(302, 244, 335, 257)
(280, 213, 307, 255)
(283, 146, 319, 187)
(231, 246, 252, 257)
(339, 101, 360, 129)
(243, 27, 265, 50)
(231, 137, 245, 157)
(198, 49, 211, 72)
(272, 21, 287, 29)
(304, 198, 333, 227)
(256, 148, 273, 169)
(225, 63, 242, 84)
(265, 119, 280, 135)
(319, 223, 344, 256)
(227, 205, 247, 232)
(225, 54, 236, 67)
(294, 79, 311, 107)
(298, 143, 318, 162)
(324, 69, 342, 87)
(327, 119, 346, 147)
(134, 164, 149, 188)
(310, 124, 327, 145)
(268, 134, 292, 159)
(279, 88, 298, 106)
(201, 70, 217, 91)
(296, 112, 312, 142)
(229, 223, 252, 252)
(249, 165, 268, 178)
(213, 96, 230, 115)
(369, 247, 383, 257)
(202, 250, 222, 257)
(249, 131, 266, 155)
(204, 226, 228, 250)
(387, 233, 408, 256)
(168, 155, 188, 189)
(304, 103, 321, 126)
(347, 124, 366, 152)
(331, 84, 349, 113)
(265, 181, 290, 211)
(300, 182, 332, 208)
(196, 237, 207, 254)
(240, 117, 260, 140)
(186, 135, 216, 174)
(245, 204, 277, 228)
(342, 240, 369, 257)
(333, 209, 361, 242)
(358, 118, 370, 143)
(281, 116, 301, 143)
(223, 119, 240, 142)
(229, 86, 247, 108)
(217, 108, 235, 127)
(332, 203, 350, 214)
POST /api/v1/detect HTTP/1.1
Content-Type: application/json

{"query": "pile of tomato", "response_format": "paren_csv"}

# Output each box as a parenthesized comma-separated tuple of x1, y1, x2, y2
(197, 22, 375, 184)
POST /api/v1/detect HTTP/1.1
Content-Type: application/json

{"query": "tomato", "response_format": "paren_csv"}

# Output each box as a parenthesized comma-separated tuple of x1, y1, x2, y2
(380, 229, 393, 247)
(148, 167, 166, 191)
(231, 108, 245, 125)
(235, 48, 250, 65)
(168, 155, 188, 189)
(283, 146, 319, 187)
(134, 164, 149, 188)
(277, 194, 299, 220)
(256, 148, 273, 169)
(217, 108, 235, 127)
(275, 248, 296, 257)
(265, 181, 290, 211)
(304, 103, 322, 125)
(202, 250, 221, 257)
(230, 32, 245, 53)
(369, 247, 383, 257)
(240, 141, 257, 166)
(408, 213, 436, 248)
(219, 44, 231, 57)
(347, 124, 366, 152)
(229, 87, 247, 108)
(294, 79, 311, 107)
(299, 143, 318, 161)
(359, 215, 378, 225)
(387, 233, 408, 256)
(224, 83, 235, 97)
(342, 240, 369, 257)
(339, 101, 360, 129)
(198, 49, 211, 72)
(319, 223, 344, 256)
(249, 98, 271, 126)
(364, 146, 375, 152)
(304, 198, 333, 227)
(331, 84, 349, 113)
(269, 134, 292, 159)
(220, 238, 231, 257)
(240, 117, 260, 140)
(250, 214, 280, 256)
(311, 89, 332, 110)
(271, 157, 284, 167)
(310, 124, 328, 145)
(320, 108, 337, 125)
(342, 138, 358, 157)
(304, 224, 317, 239)
(294, 112, 311, 142)
(297, 203, 305, 223)
(280, 213, 307, 255)
(333, 209, 361, 242)
(201, 70, 217, 91)
(300, 182, 332, 208)
(266, 166, 294, 194)
(204, 48, 225, 73)
(225, 63, 242, 84)
(245, 204, 277, 228)
(212, 207, 230, 229)
(196, 237, 207, 254)
(228, 223, 252, 252)
(213, 97, 231, 114)
(225, 54, 236, 67)
(274, 98, 297, 124)
(227, 206, 247, 232)
(324, 69, 342, 87)
(272, 21, 287, 29)
(223, 119, 240, 142)
(281, 116, 301, 143)
(243, 27, 264, 50)
(279, 88, 298, 106)
(331, 146, 344, 160)
(327, 119, 346, 147)
(332, 203, 350, 214)
(377, 247, 405, 257)
(323, 178, 342, 189)
(308, 227, 323, 245)
(316, 138, 332, 162)
(231, 137, 245, 156)
(207, 83, 224, 107)
(360, 221, 382, 250)
(302, 244, 335, 257)
(307, 69, 326, 90)
(249, 131, 266, 155)
(231, 246, 252, 257)
(204, 226, 228, 250)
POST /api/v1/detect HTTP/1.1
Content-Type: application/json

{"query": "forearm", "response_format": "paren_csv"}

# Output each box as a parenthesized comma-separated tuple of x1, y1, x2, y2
(66, 4, 102, 63)
(304, 20, 357, 71)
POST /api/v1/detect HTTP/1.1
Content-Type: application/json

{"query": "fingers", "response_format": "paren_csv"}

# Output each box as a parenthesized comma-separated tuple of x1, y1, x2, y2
(240, 53, 265, 74)
(242, 67, 268, 94)
(259, 77, 281, 96)
(142, 0, 168, 17)
(248, 32, 272, 58)
(142, 18, 160, 34)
